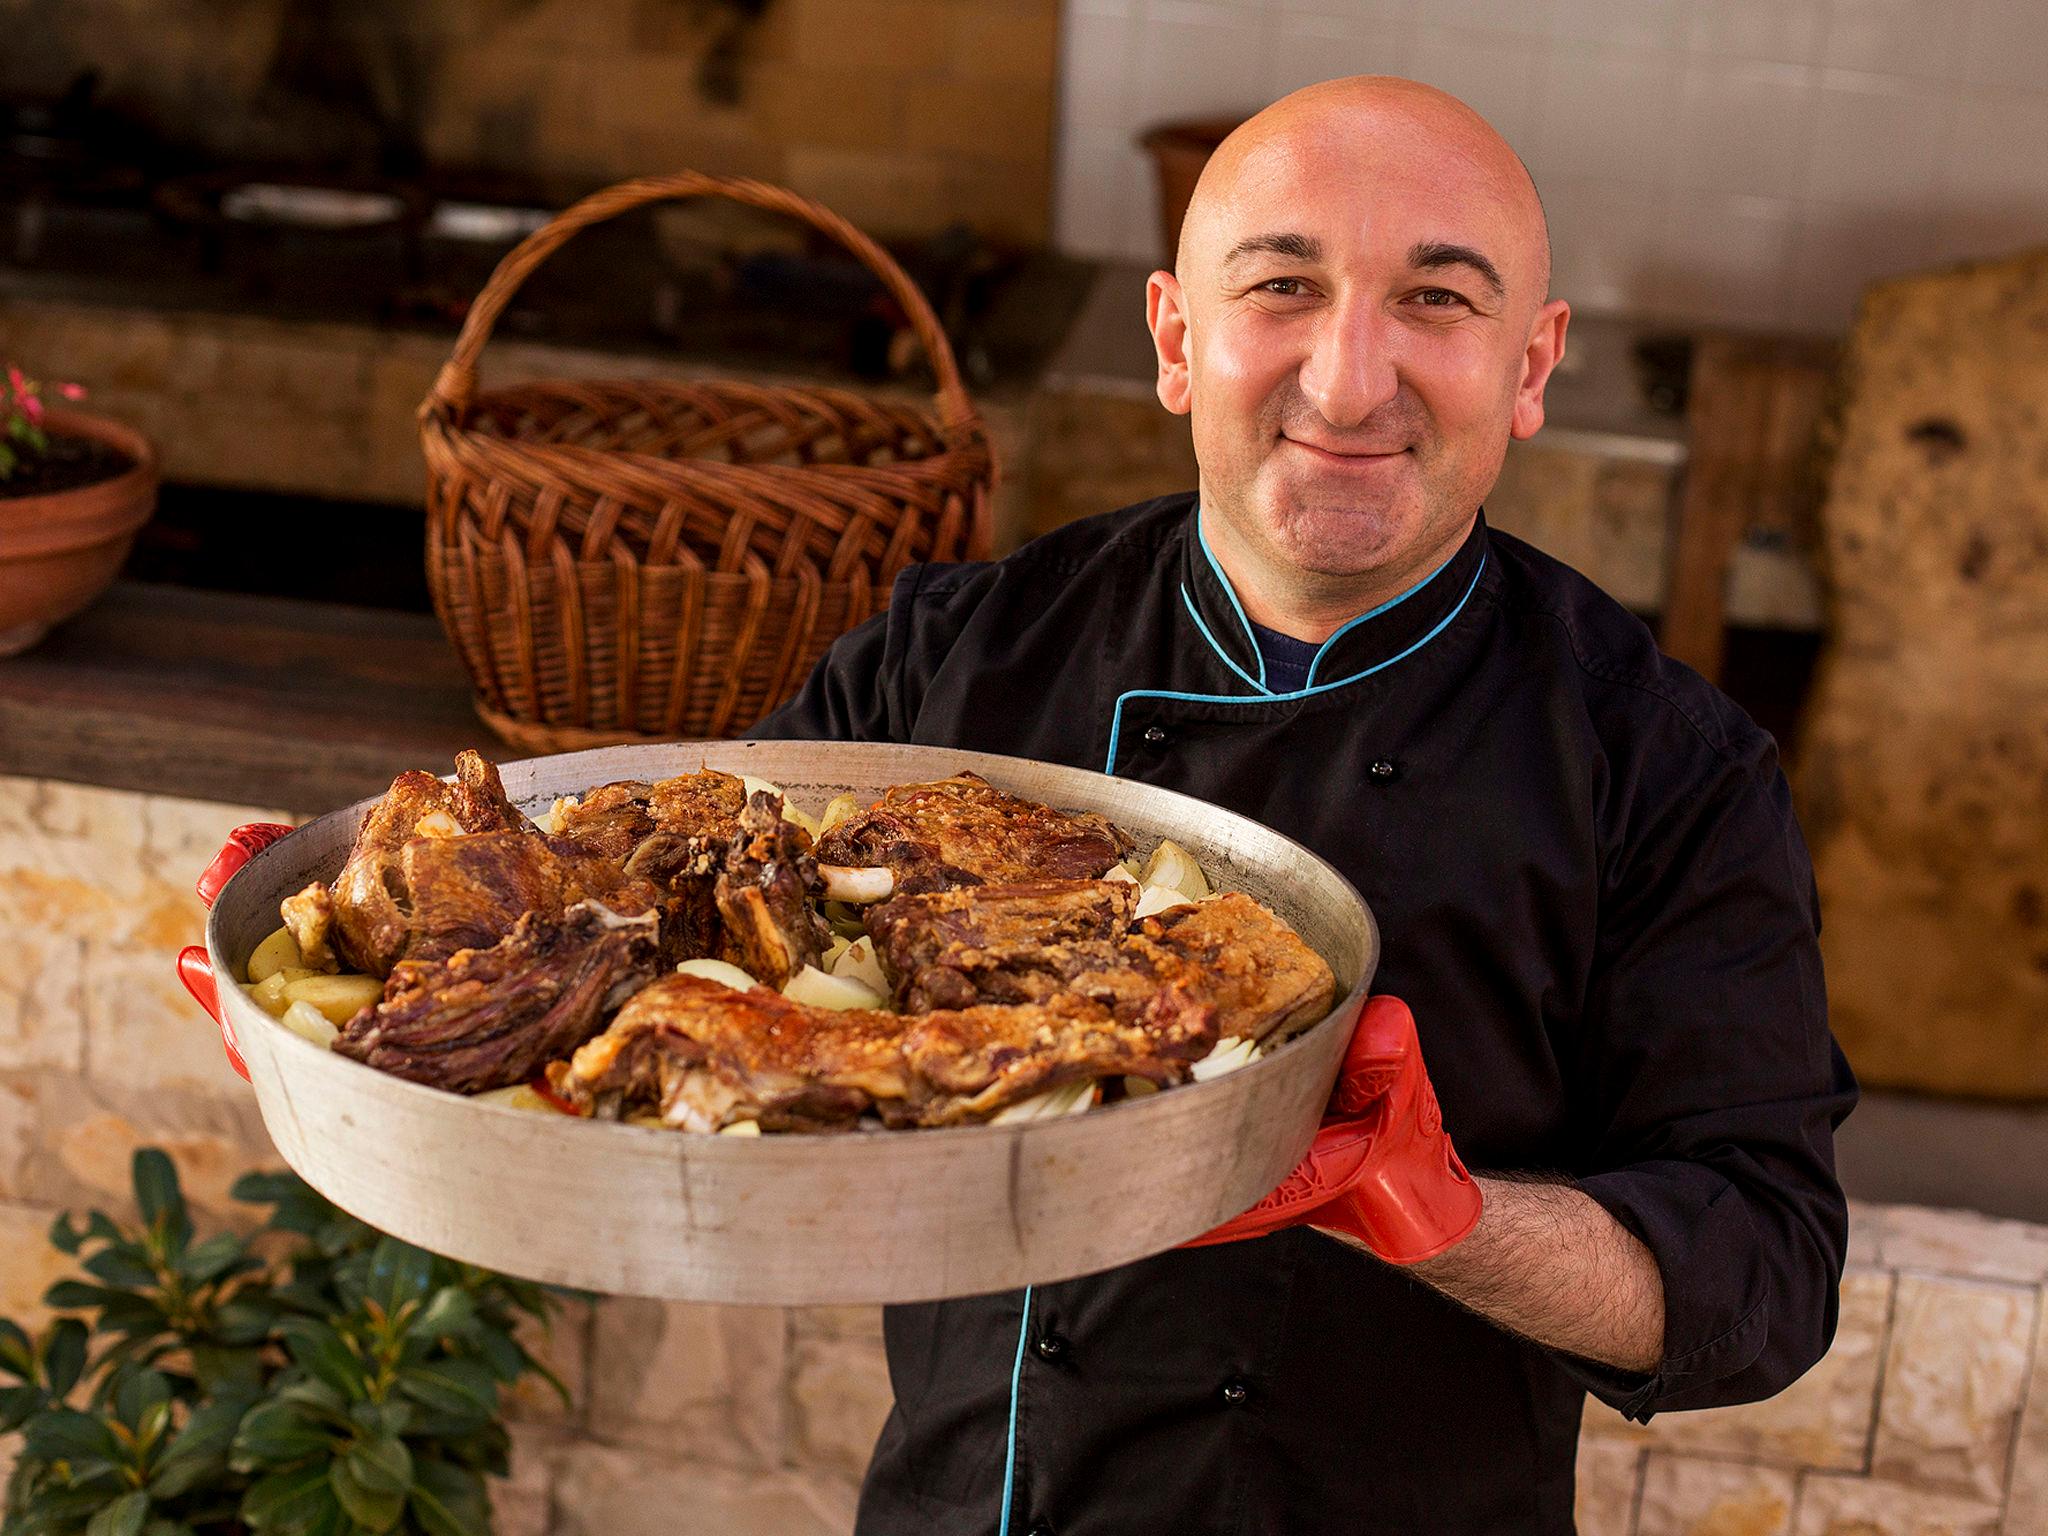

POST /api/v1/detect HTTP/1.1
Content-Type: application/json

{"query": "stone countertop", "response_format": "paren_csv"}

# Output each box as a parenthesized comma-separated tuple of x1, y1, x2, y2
(0, 582, 483, 815)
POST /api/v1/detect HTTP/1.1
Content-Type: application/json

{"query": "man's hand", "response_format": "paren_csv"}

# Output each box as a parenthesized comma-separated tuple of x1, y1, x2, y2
(1183, 995, 1484, 1263)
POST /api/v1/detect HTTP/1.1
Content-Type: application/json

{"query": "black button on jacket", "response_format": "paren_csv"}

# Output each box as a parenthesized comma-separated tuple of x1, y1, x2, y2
(754, 494, 1857, 1536)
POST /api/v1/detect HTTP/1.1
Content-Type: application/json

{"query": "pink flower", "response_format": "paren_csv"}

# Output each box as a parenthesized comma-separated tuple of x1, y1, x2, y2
(58, 382, 85, 400)
(21, 393, 42, 427)
(5, 365, 23, 398)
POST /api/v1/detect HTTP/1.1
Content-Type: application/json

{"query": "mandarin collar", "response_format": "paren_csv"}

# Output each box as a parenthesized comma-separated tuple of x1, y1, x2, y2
(1176, 506, 1492, 696)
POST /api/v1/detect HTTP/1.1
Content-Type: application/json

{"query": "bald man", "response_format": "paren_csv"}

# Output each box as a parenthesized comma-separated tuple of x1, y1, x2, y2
(759, 77, 1854, 1535)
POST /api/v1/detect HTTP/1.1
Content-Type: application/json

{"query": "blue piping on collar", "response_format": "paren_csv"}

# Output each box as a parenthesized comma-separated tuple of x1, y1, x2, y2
(1194, 512, 1266, 689)
(997, 1285, 1032, 1536)
(1181, 585, 1274, 696)
(1304, 542, 1462, 688)
(1104, 552, 1487, 774)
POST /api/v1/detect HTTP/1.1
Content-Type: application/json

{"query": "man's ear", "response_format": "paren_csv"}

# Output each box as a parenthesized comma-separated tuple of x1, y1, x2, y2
(1510, 298, 1571, 441)
(1147, 269, 1192, 416)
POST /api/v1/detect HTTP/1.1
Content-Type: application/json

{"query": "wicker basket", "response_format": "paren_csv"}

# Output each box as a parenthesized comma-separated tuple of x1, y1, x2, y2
(419, 173, 996, 753)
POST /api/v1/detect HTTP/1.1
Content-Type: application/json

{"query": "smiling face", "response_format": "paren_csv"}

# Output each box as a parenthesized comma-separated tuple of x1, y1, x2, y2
(1148, 78, 1569, 631)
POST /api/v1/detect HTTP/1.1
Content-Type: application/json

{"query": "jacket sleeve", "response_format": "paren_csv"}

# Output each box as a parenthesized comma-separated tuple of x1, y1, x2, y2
(1561, 726, 1857, 1421)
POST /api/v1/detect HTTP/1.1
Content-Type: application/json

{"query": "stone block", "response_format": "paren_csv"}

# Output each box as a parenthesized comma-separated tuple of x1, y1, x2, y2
(2003, 1286, 2048, 1535)
(0, 1076, 35, 1197)
(756, 65, 908, 155)
(1637, 1454, 1795, 1536)
(53, 1108, 274, 1229)
(0, 929, 86, 1074)
(946, 0, 1060, 84)
(902, 78, 1054, 160)
(790, 1304, 885, 1344)
(83, 942, 248, 1094)
(586, 1297, 786, 1468)
(1575, 1436, 1644, 1536)
(789, 1333, 893, 1480)
(1879, 1205, 2048, 1284)
(551, 1440, 854, 1536)
(788, 0, 953, 75)
(1846, 1201, 1885, 1269)
(1017, 384, 1197, 548)
(783, 146, 953, 240)
(0, 1198, 76, 1332)
(1583, 1270, 1892, 1471)
(495, 1424, 564, 1536)
(1792, 1473, 2001, 1535)
(505, 1297, 591, 1427)
(1870, 1275, 2034, 1502)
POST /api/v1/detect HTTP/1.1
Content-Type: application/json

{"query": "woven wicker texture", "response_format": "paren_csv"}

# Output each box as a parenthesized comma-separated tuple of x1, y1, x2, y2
(419, 173, 996, 749)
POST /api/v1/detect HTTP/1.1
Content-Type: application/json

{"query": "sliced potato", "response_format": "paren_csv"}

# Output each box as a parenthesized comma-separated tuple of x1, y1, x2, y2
(991, 1079, 1098, 1124)
(718, 1119, 763, 1137)
(475, 1083, 552, 1113)
(819, 791, 864, 836)
(1100, 862, 1138, 885)
(246, 974, 293, 1018)
(1141, 839, 1210, 901)
(676, 957, 761, 991)
(279, 999, 339, 1049)
(742, 776, 820, 839)
(1122, 1075, 1160, 1098)
(1133, 883, 1196, 920)
(781, 965, 885, 1011)
(821, 935, 852, 973)
(246, 925, 305, 983)
(829, 935, 889, 995)
(281, 973, 384, 1026)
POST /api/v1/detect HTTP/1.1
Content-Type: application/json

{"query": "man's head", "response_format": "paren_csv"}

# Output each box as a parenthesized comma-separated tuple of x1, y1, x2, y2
(1146, 76, 1569, 627)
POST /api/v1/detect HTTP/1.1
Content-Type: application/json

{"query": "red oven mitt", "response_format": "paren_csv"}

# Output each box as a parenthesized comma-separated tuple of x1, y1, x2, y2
(1182, 995, 1482, 1263)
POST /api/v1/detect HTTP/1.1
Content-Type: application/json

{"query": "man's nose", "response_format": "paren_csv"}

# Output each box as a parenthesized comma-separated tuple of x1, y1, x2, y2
(1298, 299, 1399, 431)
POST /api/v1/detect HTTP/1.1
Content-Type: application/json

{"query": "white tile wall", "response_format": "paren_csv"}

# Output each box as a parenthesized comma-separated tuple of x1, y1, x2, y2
(1052, 0, 2048, 331)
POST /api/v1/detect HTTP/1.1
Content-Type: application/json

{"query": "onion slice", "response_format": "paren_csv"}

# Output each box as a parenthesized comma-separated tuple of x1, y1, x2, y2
(818, 863, 895, 903)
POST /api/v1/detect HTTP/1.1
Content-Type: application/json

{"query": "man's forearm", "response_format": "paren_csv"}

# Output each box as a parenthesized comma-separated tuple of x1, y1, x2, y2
(1318, 1175, 1666, 1372)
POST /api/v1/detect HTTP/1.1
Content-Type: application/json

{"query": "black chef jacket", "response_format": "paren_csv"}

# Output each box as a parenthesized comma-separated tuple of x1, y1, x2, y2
(753, 493, 1856, 1536)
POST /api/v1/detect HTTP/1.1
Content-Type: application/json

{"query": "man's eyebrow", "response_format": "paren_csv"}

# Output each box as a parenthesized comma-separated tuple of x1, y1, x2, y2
(1221, 231, 1323, 269)
(1408, 240, 1505, 299)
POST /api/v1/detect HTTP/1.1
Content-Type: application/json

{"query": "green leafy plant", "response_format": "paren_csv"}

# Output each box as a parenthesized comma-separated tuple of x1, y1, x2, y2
(0, 1150, 565, 1536)
(0, 365, 85, 481)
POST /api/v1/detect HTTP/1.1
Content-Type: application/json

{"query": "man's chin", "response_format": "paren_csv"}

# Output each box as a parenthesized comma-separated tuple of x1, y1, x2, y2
(1253, 489, 1415, 577)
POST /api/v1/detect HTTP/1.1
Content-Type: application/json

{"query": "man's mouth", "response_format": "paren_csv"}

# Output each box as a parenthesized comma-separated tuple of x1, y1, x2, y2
(1282, 436, 1410, 466)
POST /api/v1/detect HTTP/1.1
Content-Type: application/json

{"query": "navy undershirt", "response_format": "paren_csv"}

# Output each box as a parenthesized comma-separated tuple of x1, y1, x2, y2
(1248, 619, 1321, 693)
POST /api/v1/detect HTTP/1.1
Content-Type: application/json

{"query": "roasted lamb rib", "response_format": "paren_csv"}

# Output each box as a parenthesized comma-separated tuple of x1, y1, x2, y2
(550, 971, 1217, 1131)
(714, 791, 827, 988)
(335, 901, 661, 1093)
(868, 887, 1335, 1045)
(812, 772, 1134, 900)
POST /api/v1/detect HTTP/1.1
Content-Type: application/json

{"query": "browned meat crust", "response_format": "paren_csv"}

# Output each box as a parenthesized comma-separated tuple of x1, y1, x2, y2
(335, 901, 661, 1093)
(713, 791, 826, 988)
(814, 772, 1133, 893)
(551, 971, 1217, 1131)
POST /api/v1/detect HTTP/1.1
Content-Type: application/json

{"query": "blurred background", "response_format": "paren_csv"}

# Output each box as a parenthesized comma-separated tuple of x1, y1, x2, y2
(2, 2, 2046, 1532)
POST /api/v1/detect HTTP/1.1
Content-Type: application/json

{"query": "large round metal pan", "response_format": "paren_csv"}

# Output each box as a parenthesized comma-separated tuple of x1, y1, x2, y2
(206, 742, 1377, 1305)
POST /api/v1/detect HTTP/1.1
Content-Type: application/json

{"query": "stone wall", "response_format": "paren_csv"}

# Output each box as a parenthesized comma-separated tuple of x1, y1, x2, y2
(4, 773, 2045, 1533)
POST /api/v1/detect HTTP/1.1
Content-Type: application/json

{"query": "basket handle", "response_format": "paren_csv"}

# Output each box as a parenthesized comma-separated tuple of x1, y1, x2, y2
(423, 172, 983, 441)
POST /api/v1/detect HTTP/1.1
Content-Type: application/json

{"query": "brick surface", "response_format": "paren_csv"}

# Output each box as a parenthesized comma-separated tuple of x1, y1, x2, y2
(551, 1441, 853, 1536)
(1880, 1206, 2048, 1285)
(789, 1333, 894, 1480)
(0, 1198, 76, 1333)
(1576, 1436, 1644, 1536)
(2004, 1285, 2048, 1536)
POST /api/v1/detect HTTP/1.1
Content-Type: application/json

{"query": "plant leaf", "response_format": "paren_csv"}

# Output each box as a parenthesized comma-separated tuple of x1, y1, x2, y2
(0, 1316, 33, 1376)
(82, 1247, 160, 1291)
(113, 1369, 172, 1430)
(241, 1463, 340, 1533)
(393, 1360, 497, 1426)
(328, 1445, 408, 1533)
(132, 1151, 190, 1254)
(85, 1488, 150, 1536)
(0, 1381, 46, 1432)
(174, 1234, 247, 1287)
(147, 1396, 248, 1500)
(24, 1406, 122, 1463)
(406, 1289, 476, 1345)
(43, 1317, 89, 1396)
(364, 1240, 434, 1320)
(48, 1213, 87, 1255)
(344, 1433, 412, 1498)
(276, 1318, 366, 1401)
(232, 1400, 336, 1468)
(44, 1280, 132, 1312)
(408, 1458, 490, 1536)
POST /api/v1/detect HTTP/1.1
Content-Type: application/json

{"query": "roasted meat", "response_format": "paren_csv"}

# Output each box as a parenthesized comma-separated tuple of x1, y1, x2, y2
(555, 769, 751, 966)
(398, 831, 661, 966)
(871, 889, 1334, 1045)
(335, 901, 661, 1093)
(285, 751, 532, 975)
(550, 972, 1217, 1131)
(865, 879, 1138, 1011)
(713, 791, 826, 987)
(813, 772, 1133, 899)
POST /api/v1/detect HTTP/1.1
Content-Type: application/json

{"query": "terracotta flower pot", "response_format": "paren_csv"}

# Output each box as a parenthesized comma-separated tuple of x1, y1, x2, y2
(1139, 117, 1244, 268)
(0, 407, 158, 656)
